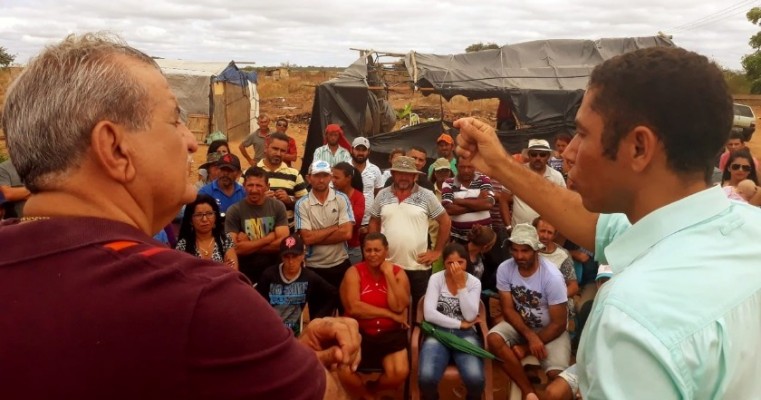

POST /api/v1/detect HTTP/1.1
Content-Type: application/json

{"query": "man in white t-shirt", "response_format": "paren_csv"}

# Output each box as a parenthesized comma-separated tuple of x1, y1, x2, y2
(350, 137, 384, 231)
(369, 156, 452, 309)
(511, 139, 566, 227)
(487, 224, 570, 399)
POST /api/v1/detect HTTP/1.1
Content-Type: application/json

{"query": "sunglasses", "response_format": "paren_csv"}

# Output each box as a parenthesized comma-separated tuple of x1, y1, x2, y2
(528, 151, 550, 158)
(730, 163, 752, 172)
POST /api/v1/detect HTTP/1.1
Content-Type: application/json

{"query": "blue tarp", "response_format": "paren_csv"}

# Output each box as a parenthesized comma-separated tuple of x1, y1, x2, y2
(215, 62, 257, 86)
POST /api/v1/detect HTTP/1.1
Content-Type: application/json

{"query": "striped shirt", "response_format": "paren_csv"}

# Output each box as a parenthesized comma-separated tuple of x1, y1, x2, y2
(313, 145, 352, 167)
(257, 160, 308, 228)
(441, 175, 494, 241)
(354, 161, 385, 225)
(370, 185, 445, 271)
(488, 176, 506, 229)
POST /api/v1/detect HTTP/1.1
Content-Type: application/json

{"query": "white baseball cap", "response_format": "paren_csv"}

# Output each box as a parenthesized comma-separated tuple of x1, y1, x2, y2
(309, 160, 332, 175)
(352, 137, 370, 149)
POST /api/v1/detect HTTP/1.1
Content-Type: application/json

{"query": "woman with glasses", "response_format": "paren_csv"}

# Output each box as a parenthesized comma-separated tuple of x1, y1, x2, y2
(176, 194, 238, 269)
(721, 148, 759, 201)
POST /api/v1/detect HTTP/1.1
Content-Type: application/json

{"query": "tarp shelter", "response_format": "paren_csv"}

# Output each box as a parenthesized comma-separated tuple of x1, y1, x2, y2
(155, 59, 259, 142)
(302, 35, 675, 175)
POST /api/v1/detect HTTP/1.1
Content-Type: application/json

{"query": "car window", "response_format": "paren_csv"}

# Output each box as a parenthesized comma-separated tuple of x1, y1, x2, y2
(734, 104, 754, 118)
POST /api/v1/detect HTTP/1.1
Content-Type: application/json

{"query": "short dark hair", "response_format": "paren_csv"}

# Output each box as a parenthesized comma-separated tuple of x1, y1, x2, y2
(409, 146, 427, 156)
(363, 232, 389, 248)
(531, 216, 556, 233)
(276, 117, 288, 127)
(268, 132, 290, 146)
(728, 130, 745, 142)
(554, 132, 573, 144)
(588, 47, 733, 183)
(243, 166, 269, 184)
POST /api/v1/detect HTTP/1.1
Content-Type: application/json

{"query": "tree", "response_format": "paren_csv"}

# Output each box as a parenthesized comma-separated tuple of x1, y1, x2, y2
(465, 42, 500, 53)
(0, 46, 15, 68)
(742, 8, 761, 93)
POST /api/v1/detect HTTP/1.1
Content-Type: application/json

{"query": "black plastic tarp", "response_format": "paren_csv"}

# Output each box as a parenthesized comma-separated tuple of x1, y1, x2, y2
(301, 35, 675, 176)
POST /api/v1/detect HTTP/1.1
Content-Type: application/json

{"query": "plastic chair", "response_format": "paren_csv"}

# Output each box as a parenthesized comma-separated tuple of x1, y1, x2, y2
(409, 296, 494, 400)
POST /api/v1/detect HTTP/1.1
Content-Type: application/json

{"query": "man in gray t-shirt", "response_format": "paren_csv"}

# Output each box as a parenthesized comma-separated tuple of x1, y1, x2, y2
(0, 159, 30, 218)
(487, 224, 570, 398)
(238, 115, 271, 167)
(225, 167, 290, 283)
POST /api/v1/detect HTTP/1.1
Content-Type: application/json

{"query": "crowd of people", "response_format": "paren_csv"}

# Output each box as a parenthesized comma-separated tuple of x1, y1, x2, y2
(160, 104, 761, 399)
(1, 32, 760, 400)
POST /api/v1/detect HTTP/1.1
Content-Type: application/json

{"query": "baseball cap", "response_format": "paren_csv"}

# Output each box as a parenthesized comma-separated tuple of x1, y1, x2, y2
(199, 152, 221, 170)
(280, 234, 305, 256)
(507, 223, 544, 251)
(352, 137, 370, 149)
(527, 139, 552, 152)
(218, 153, 241, 171)
(437, 133, 454, 144)
(596, 264, 613, 281)
(309, 160, 332, 175)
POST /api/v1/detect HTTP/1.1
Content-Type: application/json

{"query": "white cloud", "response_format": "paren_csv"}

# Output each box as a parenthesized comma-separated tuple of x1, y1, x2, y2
(0, 0, 758, 69)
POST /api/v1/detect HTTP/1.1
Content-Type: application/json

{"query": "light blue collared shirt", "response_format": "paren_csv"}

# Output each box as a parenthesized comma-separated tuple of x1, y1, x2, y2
(578, 186, 761, 399)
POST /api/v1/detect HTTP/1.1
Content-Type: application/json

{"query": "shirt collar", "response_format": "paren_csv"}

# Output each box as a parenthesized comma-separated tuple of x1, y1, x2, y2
(308, 188, 337, 205)
(604, 185, 730, 274)
(278, 263, 302, 284)
(257, 159, 286, 172)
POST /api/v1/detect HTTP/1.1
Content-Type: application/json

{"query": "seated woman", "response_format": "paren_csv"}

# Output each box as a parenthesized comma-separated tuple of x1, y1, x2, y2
(175, 194, 237, 269)
(419, 243, 484, 400)
(339, 233, 411, 400)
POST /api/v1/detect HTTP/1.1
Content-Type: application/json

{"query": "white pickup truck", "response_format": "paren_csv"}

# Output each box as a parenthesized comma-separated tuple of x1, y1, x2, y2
(733, 103, 756, 141)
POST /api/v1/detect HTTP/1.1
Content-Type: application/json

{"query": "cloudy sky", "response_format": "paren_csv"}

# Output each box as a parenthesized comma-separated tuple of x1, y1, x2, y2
(1, 0, 759, 70)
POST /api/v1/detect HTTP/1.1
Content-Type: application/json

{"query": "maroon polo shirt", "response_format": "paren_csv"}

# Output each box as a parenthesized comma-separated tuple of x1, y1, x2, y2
(0, 217, 325, 400)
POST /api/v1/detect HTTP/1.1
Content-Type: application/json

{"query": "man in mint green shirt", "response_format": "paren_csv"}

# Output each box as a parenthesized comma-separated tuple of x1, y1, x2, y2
(452, 46, 761, 399)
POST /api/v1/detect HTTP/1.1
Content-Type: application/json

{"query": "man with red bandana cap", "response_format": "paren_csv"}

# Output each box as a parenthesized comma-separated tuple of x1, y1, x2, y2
(313, 124, 352, 167)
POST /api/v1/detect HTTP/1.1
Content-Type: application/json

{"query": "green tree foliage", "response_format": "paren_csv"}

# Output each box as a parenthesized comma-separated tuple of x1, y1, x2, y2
(742, 7, 761, 93)
(0, 46, 15, 68)
(725, 69, 751, 94)
(465, 42, 500, 53)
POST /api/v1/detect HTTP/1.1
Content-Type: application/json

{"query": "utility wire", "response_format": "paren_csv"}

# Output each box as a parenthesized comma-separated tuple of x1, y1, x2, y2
(670, 0, 758, 32)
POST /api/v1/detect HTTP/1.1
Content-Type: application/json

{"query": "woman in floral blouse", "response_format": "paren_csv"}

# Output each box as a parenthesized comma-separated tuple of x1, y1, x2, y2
(175, 194, 237, 269)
